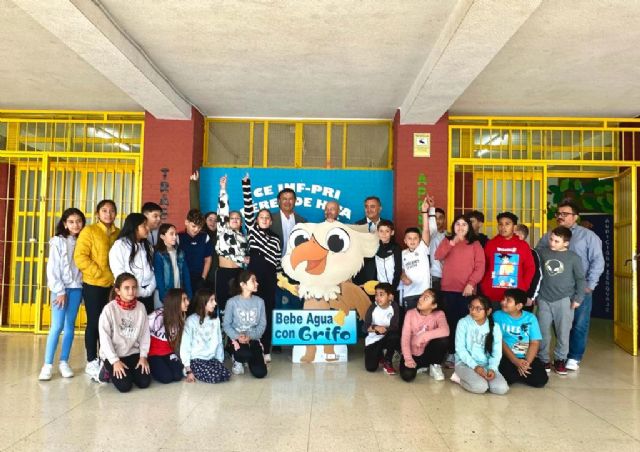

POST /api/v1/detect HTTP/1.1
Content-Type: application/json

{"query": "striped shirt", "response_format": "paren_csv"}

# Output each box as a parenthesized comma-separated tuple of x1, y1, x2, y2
(243, 179, 282, 271)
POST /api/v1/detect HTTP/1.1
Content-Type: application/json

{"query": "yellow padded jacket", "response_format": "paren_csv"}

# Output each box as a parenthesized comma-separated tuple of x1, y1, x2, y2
(73, 221, 120, 287)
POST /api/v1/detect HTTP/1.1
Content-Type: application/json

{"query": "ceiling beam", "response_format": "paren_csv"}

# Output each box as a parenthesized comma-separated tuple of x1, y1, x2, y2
(400, 0, 542, 124)
(12, 0, 192, 119)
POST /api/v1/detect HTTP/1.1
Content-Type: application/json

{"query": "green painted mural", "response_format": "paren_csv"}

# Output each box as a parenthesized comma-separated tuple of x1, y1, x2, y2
(547, 178, 613, 220)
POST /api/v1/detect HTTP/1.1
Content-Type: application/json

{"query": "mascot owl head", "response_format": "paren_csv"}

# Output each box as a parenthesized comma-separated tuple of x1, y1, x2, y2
(282, 221, 379, 300)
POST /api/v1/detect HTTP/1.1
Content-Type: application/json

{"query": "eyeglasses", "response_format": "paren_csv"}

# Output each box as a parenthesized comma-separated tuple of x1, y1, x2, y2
(555, 212, 575, 218)
(469, 306, 485, 312)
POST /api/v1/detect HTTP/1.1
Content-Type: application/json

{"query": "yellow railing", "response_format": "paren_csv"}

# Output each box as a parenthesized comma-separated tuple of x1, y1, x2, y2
(204, 118, 393, 169)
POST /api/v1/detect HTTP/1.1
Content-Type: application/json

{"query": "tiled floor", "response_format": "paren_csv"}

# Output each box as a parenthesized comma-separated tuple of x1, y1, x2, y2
(0, 319, 638, 451)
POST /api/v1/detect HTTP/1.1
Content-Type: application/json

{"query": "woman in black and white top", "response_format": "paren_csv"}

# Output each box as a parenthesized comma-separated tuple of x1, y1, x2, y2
(243, 174, 282, 362)
(215, 176, 249, 314)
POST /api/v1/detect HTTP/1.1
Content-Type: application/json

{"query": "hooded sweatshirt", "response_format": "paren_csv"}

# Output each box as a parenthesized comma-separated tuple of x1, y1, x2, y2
(479, 235, 535, 302)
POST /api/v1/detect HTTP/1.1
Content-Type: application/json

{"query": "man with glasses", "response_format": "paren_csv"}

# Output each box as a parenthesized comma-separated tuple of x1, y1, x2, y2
(536, 200, 604, 371)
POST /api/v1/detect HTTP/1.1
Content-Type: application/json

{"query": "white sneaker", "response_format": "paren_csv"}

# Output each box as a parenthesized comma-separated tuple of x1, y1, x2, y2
(429, 364, 445, 381)
(38, 365, 53, 381)
(450, 371, 461, 385)
(263, 354, 271, 363)
(85, 359, 100, 379)
(416, 367, 429, 374)
(232, 360, 245, 375)
(59, 361, 74, 378)
(566, 359, 580, 371)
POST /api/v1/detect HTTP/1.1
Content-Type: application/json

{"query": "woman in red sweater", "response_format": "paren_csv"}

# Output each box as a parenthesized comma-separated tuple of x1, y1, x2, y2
(435, 214, 485, 366)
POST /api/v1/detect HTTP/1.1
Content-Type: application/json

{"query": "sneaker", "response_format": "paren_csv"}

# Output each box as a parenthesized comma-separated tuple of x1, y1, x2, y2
(58, 361, 74, 378)
(84, 359, 100, 378)
(232, 360, 245, 375)
(38, 365, 52, 381)
(382, 361, 396, 375)
(92, 363, 109, 383)
(264, 354, 272, 364)
(444, 354, 455, 369)
(429, 364, 445, 381)
(450, 372, 461, 384)
(554, 359, 568, 375)
(566, 359, 580, 371)
(544, 362, 551, 373)
(416, 367, 430, 374)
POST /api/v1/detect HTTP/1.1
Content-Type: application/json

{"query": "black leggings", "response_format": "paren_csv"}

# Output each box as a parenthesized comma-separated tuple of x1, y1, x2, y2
(216, 267, 242, 313)
(364, 332, 400, 371)
(499, 356, 548, 388)
(104, 354, 152, 393)
(233, 340, 267, 379)
(82, 283, 111, 362)
(442, 291, 472, 354)
(249, 252, 277, 354)
(148, 354, 184, 384)
(399, 337, 448, 382)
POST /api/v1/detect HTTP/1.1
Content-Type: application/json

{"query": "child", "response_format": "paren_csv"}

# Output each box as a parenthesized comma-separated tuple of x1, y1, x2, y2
(180, 289, 231, 384)
(223, 271, 268, 378)
(399, 289, 449, 382)
(364, 283, 400, 375)
(179, 209, 214, 297)
(400, 197, 434, 321)
(535, 226, 586, 375)
(142, 202, 163, 249)
(243, 174, 282, 362)
(494, 288, 548, 388)
(215, 176, 249, 313)
(374, 220, 402, 292)
(154, 223, 193, 302)
(74, 199, 120, 379)
(148, 289, 189, 383)
(453, 295, 508, 395)
(97, 273, 151, 392)
(39, 208, 86, 381)
(109, 213, 156, 314)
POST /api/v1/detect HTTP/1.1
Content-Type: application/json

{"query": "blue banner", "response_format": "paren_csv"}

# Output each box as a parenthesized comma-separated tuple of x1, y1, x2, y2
(272, 310, 358, 345)
(198, 167, 393, 223)
(582, 214, 614, 319)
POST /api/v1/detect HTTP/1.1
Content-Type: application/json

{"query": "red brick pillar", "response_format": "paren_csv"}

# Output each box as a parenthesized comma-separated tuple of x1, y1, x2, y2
(142, 107, 204, 226)
(392, 110, 449, 237)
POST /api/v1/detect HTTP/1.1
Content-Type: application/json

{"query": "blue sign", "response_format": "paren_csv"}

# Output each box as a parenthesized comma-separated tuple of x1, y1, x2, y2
(198, 167, 394, 223)
(272, 310, 358, 345)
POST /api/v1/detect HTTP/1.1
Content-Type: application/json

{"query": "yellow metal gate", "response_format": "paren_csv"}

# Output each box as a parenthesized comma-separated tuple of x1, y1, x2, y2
(0, 111, 144, 333)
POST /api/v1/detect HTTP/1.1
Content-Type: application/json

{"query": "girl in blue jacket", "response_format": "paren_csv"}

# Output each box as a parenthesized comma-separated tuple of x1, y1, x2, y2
(154, 223, 192, 302)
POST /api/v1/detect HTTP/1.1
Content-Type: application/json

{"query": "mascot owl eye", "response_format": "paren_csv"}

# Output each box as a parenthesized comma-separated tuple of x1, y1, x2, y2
(325, 227, 350, 253)
(289, 229, 311, 249)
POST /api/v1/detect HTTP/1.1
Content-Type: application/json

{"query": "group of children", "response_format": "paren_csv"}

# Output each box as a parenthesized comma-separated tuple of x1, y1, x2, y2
(39, 182, 589, 396)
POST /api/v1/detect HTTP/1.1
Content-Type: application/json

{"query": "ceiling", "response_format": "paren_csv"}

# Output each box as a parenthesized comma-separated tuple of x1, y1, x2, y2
(1, 0, 638, 122)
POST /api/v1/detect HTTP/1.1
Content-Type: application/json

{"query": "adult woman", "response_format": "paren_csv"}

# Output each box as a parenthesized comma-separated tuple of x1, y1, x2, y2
(434, 214, 485, 366)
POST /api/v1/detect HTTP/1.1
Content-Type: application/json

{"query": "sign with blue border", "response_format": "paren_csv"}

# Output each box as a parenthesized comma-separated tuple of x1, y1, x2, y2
(272, 310, 358, 345)
(198, 167, 393, 223)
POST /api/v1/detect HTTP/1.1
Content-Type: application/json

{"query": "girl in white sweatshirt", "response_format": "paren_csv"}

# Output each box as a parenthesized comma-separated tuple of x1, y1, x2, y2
(39, 208, 86, 381)
(98, 273, 151, 392)
(109, 213, 156, 314)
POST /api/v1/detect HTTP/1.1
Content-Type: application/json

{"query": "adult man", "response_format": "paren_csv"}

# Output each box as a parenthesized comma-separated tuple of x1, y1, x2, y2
(536, 201, 604, 371)
(324, 200, 340, 222)
(270, 188, 306, 256)
(355, 196, 390, 233)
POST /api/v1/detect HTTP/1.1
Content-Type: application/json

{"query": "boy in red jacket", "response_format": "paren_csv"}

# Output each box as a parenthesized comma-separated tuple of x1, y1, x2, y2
(479, 212, 535, 310)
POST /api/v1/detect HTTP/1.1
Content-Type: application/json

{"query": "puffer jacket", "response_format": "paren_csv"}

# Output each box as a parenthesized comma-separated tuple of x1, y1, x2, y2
(73, 221, 120, 287)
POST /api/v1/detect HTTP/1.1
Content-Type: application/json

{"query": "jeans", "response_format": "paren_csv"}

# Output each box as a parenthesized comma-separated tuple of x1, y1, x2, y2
(44, 288, 83, 364)
(568, 292, 592, 362)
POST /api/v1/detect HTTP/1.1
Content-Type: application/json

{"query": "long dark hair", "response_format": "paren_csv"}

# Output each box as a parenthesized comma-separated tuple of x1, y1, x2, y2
(230, 270, 256, 297)
(469, 295, 495, 356)
(162, 288, 187, 352)
(55, 208, 86, 237)
(192, 288, 216, 323)
(155, 223, 176, 254)
(118, 213, 153, 270)
(96, 199, 117, 216)
(447, 214, 478, 244)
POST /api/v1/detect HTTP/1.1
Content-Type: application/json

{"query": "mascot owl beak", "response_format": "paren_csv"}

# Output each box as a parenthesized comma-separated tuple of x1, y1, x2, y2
(290, 236, 328, 275)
